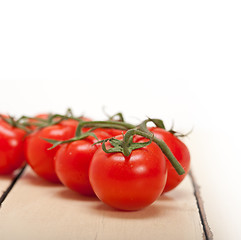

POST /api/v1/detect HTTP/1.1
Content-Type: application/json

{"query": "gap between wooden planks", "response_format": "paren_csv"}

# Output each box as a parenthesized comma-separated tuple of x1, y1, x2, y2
(0, 165, 27, 207)
(0, 166, 212, 240)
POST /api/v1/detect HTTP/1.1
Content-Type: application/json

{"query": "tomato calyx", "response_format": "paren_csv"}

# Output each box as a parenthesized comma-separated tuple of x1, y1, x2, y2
(0, 114, 31, 133)
(19, 108, 81, 130)
(13, 114, 66, 130)
(94, 132, 153, 156)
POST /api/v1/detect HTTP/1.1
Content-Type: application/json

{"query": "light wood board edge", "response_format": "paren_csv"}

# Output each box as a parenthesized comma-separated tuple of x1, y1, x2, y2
(189, 170, 213, 240)
(0, 164, 27, 208)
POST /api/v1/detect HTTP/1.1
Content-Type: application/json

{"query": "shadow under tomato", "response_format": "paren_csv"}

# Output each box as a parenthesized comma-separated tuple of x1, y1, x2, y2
(90, 201, 167, 220)
(22, 171, 61, 188)
(56, 188, 99, 202)
(0, 173, 15, 180)
(158, 187, 190, 202)
(156, 194, 174, 202)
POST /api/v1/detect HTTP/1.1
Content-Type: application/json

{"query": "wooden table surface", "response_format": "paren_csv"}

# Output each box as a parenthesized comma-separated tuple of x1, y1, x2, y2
(0, 166, 210, 240)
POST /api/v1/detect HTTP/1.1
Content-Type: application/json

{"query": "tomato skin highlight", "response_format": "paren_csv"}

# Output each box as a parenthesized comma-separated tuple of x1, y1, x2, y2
(89, 136, 167, 211)
(148, 127, 191, 193)
(0, 117, 27, 174)
(54, 129, 110, 195)
(25, 120, 78, 183)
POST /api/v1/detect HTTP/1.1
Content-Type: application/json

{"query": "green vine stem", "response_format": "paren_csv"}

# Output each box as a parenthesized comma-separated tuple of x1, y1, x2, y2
(0, 115, 31, 133)
(102, 107, 125, 122)
(74, 120, 136, 137)
(44, 119, 135, 150)
(44, 131, 99, 150)
(122, 129, 185, 175)
(108, 112, 125, 122)
(138, 118, 165, 132)
(44, 118, 135, 150)
(139, 118, 192, 138)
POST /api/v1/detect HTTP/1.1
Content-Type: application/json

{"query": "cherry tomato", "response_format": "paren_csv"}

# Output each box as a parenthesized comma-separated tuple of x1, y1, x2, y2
(0, 116, 27, 174)
(148, 127, 190, 193)
(24, 119, 78, 183)
(31, 113, 49, 122)
(79, 116, 92, 122)
(54, 129, 111, 196)
(89, 136, 167, 211)
(26, 113, 49, 130)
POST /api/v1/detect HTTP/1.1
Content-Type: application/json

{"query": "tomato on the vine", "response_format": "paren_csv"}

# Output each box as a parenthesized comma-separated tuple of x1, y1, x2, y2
(27, 113, 49, 130)
(89, 135, 167, 211)
(54, 129, 111, 196)
(0, 116, 27, 174)
(148, 127, 190, 193)
(24, 119, 78, 183)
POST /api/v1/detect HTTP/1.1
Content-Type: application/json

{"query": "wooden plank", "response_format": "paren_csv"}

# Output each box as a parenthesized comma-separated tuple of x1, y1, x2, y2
(0, 175, 12, 194)
(189, 171, 213, 240)
(0, 166, 26, 207)
(0, 166, 204, 240)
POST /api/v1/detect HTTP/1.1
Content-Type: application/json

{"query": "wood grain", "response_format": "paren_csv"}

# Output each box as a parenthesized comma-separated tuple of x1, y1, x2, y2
(0, 166, 204, 240)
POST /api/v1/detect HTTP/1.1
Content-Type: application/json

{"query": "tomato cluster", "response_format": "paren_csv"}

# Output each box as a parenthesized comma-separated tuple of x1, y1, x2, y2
(0, 111, 190, 211)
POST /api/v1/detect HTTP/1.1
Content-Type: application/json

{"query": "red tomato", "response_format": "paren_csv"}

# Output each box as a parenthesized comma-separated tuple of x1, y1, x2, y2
(0, 116, 27, 174)
(148, 127, 190, 193)
(24, 119, 78, 183)
(89, 136, 167, 211)
(54, 129, 111, 196)
(27, 113, 49, 130)
(32, 113, 49, 121)
(79, 116, 92, 122)
(82, 128, 125, 137)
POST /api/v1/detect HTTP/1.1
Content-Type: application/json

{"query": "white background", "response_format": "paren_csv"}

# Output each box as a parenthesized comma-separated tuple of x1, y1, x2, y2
(0, 1, 241, 239)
